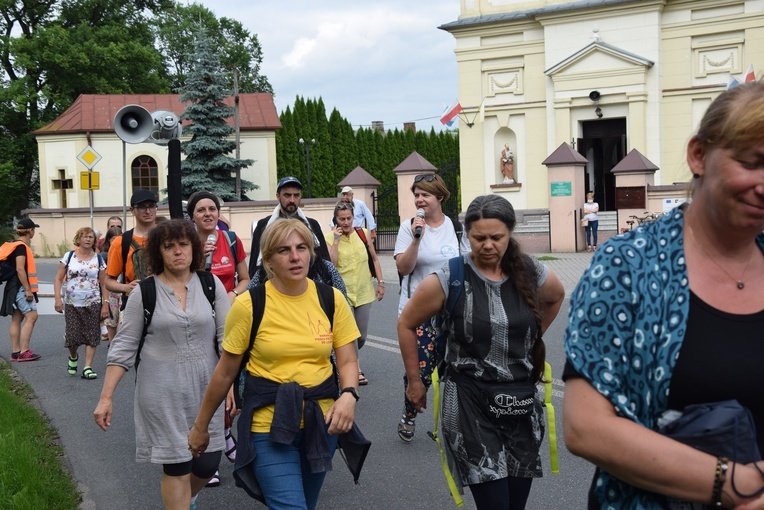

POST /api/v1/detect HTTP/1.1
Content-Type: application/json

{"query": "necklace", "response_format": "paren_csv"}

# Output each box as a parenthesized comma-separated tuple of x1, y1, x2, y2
(688, 225, 754, 290)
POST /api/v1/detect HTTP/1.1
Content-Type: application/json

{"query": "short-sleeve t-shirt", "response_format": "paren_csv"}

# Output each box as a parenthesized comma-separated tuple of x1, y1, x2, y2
(223, 279, 360, 433)
(59, 252, 105, 306)
(209, 232, 247, 292)
(106, 232, 147, 283)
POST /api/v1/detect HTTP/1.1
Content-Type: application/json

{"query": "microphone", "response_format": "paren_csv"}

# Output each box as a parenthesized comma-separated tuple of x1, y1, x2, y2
(205, 232, 217, 271)
(414, 208, 425, 238)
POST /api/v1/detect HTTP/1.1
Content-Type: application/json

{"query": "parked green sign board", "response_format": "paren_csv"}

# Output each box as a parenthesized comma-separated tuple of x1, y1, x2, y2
(550, 181, 572, 197)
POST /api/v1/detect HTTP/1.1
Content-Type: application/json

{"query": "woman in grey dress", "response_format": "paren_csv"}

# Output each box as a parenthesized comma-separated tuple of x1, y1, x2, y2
(398, 195, 565, 510)
(94, 219, 231, 510)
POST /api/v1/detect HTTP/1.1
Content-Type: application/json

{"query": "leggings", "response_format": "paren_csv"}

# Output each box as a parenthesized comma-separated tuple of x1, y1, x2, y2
(162, 451, 221, 479)
(402, 316, 440, 419)
(469, 477, 534, 510)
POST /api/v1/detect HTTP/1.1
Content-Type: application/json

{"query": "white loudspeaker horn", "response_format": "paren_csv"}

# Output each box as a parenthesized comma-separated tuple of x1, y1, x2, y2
(147, 110, 182, 145)
(114, 105, 154, 144)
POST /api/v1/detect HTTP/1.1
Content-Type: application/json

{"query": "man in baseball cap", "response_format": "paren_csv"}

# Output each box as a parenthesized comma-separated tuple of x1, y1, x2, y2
(248, 176, 330, 275)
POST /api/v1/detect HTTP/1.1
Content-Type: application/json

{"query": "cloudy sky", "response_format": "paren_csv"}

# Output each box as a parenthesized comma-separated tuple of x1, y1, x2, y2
(196, 1, 462, 132)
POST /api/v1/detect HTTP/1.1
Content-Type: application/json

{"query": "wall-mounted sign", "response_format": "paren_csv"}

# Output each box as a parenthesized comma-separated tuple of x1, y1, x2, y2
(550, 181, 572, 197)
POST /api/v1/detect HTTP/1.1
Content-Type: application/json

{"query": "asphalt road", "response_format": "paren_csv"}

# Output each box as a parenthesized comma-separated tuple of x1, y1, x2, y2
(2, 258, 594, 509)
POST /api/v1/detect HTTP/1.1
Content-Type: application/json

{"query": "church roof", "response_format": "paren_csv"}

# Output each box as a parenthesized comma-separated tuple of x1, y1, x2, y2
(32, 93, 281, 136)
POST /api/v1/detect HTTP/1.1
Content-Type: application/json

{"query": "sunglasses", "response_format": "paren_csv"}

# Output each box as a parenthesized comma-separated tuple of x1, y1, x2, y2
(335, 203, 354, 210)
(414, 174, 437, 183)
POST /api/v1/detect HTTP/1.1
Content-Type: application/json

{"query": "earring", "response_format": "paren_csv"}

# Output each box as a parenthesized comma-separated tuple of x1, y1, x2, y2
(692, 173, 700, 179)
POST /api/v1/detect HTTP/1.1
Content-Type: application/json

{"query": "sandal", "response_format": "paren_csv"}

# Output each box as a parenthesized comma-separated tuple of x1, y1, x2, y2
(358, 372, 369, 386)
(67, 355, 78, 376)
(81, 366, 97, 380)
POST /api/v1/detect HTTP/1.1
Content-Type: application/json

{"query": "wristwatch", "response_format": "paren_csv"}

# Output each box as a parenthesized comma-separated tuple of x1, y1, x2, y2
(341, 387, 360, 401)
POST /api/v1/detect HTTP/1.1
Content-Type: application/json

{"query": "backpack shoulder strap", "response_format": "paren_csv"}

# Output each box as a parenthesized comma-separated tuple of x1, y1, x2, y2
(315, 281, 335, 328)
(246, 284, 267, 358)
(121, 229, 134, 280)
(135, 276, 156, 372)
(445, 256, 465, 317)
(223, 230, 238, 266)
(195, 270, 219, 358)
(452, 218, 464, 255)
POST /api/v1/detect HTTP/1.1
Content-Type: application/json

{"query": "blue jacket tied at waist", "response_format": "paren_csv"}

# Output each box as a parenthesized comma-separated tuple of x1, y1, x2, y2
(233, 373, 371, 502)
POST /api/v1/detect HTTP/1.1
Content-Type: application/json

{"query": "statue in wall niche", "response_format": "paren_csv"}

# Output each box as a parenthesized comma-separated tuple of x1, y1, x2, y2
(500, 143, 515, 184)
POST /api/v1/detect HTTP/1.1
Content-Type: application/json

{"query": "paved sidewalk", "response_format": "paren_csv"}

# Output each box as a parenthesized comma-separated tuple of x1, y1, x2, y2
(376, 251, 592, 297)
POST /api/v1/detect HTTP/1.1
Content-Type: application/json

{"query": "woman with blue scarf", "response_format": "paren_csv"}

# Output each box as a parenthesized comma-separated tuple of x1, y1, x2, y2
(563, 81, 764, 508)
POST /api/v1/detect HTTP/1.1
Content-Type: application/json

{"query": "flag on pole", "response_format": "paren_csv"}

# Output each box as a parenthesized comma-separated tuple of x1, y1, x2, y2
(475, 99, 485, 125)
(727, 74, 740, 90)
(440, 104, 456, 127)
(743, 64, 756, 83)
(440, 101, 463, 125)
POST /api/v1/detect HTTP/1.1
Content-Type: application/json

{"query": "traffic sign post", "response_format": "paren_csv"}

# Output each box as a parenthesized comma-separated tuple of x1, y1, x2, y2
(77, 146, 102, 229)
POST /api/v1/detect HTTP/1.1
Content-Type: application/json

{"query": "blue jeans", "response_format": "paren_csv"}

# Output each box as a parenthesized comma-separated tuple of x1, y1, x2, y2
(585, 220, 599, 247)
(14, 285, 36, 314)
(251, 430, 339, 510)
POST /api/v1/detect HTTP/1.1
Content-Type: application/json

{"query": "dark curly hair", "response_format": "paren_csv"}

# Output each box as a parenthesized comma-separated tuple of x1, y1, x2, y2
(464, 195, 546, 382)
(144, 219, 204, 275)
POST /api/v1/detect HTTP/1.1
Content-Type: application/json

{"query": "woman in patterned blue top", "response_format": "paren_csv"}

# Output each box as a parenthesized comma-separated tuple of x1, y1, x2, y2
(399, 195, 565, 509)
(563, 81, 764, 509)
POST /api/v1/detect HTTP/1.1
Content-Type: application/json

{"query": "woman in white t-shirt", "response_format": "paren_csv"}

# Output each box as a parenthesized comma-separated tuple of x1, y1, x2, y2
(394, 174, 470, 442)
(54, 227, 108, 379)
(583, 192, 600, 252)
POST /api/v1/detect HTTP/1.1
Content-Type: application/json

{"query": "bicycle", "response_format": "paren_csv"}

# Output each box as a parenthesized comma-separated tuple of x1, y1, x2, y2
(626, 211, 664, 230)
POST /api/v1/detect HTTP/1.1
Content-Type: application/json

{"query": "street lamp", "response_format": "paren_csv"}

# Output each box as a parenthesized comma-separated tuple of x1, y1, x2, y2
(298, 138, 316, 198)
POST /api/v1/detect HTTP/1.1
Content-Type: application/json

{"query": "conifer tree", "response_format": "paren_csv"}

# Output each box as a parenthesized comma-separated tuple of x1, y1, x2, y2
(179, 27, 255, 200)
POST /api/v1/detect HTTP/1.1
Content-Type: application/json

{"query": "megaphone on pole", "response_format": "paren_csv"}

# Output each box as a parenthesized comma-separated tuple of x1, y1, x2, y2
(114, 105, 154, 144)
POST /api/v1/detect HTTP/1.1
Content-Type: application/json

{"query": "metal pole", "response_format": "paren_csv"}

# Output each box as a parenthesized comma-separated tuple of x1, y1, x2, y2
(234, 68, 241, 201)
(305, 144, 312, 199)
(122, 141, 127, 227)
(89, 189, 94, 229)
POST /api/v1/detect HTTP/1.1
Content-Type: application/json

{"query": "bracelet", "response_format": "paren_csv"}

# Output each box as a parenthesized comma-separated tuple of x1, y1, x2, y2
(712, 456, 729, 507)
(231, 289, 239, 296)
(377, 282, 385, 287)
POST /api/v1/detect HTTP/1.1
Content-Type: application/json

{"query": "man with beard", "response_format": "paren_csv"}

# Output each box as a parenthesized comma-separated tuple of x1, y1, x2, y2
(248, 177, 330, 276)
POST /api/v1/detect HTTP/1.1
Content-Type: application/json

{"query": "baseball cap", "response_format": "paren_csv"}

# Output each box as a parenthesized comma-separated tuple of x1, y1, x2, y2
(341, 186, 353, 193)
(17, 218, 40, 229)
(130, 189, 158, 207)
(277, 176, 302, 192)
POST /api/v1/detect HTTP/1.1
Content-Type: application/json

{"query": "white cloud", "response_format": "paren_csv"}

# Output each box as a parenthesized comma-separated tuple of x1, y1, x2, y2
(197, 0, 461, 131)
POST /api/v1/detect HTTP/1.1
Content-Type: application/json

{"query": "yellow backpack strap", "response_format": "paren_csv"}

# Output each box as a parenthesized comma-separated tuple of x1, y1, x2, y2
(431, 367, 464, 507)
(544, 361, 560, 474)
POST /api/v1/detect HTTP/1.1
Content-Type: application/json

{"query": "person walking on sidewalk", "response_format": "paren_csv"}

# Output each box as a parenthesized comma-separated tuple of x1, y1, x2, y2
(1, 218, 42, 362)
(53, 227, 109, 379)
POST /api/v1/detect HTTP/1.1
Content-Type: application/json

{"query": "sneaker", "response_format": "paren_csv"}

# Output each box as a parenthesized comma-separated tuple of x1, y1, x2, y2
(190, 501, 197, 510)
(206, 471, 220, 488)
(398, 415, 416, 442)
(16, 350, 41, 362)
(10, 351, 20, 362)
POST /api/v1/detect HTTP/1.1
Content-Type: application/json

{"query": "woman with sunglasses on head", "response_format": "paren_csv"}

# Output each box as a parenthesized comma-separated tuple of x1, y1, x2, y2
(394, 173, 471, 442)
(326, 200, 384, 386)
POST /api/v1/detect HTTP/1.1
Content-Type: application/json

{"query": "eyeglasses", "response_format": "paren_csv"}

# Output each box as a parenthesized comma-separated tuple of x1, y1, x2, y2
(134, 203, 157, 212)
(335, 203, 354, 210)
(80, 235, 95, 240)
(414, 174, 436, 183)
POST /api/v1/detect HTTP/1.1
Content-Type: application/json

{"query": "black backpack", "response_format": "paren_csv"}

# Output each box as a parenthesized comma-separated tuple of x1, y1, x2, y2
(234, 281, 335, 407)
(134, 270, 218, 371)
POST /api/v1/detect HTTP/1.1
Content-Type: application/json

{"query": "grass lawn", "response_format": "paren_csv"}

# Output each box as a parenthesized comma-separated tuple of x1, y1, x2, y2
(0, 360, 80, 509)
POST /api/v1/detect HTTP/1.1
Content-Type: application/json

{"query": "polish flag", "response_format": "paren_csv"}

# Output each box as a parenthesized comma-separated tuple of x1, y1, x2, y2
(743, 64, 756, 83)
(440, 102, 463, 125)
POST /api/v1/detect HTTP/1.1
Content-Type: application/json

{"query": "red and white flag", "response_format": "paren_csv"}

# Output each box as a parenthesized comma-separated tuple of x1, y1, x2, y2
(440, 101, 463, 125)
(743, 64, 756, 83)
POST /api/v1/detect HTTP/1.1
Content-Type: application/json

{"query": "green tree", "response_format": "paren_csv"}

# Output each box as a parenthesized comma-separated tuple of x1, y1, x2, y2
(154, 2, 272, 94)
(0, 0, 172, 221)
(179, 28, 255, 201)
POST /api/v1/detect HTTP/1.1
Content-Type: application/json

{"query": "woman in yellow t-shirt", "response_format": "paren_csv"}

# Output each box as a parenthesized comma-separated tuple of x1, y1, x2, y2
(188, 219, 365, 510)
(326, 201, 384, 386)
